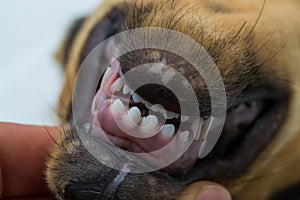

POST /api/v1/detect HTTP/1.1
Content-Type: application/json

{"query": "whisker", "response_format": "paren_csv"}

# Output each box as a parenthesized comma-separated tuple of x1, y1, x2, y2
(245, 0, 267, 40)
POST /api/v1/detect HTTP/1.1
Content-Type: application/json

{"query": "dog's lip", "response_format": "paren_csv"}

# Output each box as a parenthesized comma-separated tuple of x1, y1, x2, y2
(180, 96, 288, 183)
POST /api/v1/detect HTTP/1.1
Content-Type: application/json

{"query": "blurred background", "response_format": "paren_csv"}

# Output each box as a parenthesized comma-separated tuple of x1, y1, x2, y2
(0, 0, 102, 125)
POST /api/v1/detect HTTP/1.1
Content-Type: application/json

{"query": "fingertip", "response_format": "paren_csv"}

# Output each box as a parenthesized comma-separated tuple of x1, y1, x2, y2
(197, 185, 231, 200)
(177, 181, 231, 200)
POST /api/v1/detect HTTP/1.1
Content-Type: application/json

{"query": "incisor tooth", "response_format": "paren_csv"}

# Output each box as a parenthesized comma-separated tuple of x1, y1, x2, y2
(110, 78, 124, 93)
(123, 84, 131, 95)
(144, 100, 152, 109)
(100, 67, 112, 92)
(179, 131, 190, 142)
(128, 107, 142, 125)
(150, 104, 167, 117)
(161, 124, 175, 140)
(181, 115, 190, 122)
(132, 93, 142, 103)
(166, 111, 179, 119)
(141, 115, 158, 131)
(111, 99, 125, 115)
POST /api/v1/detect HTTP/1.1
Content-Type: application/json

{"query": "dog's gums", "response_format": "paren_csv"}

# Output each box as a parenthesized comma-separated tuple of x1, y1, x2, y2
(46, 0, 300, 199)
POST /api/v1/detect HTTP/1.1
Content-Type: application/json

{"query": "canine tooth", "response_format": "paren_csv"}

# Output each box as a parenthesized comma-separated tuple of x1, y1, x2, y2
(179, 131, 190, 142)
(200, 116, 215, 139)
(141, 115, 158, 131)
(132, 93, 142, 103)
(198, 140, 207, 158)
(181, 115, 190, 122)
(110, 78, 124, 93)
(193, 118, 203, 140)
(161, 124, 175, 140)
(100, 67, 112, 91)
(166, 111, 179, 119)
(123, 84, 131, 95)
(111, 99, 125, 115)
(128, 107, 142, 125)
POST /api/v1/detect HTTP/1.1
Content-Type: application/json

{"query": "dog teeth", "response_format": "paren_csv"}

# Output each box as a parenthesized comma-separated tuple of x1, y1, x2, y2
(150, 104, 167, 117)
(132, 93, 142, 103)
(128, 106, 142, 125)
(198, 116, 215, 158)
(179, 131, 190, 142)
(181, 115, 190, 122)
(161, 124, 175, 140)
(110, 78, 124, 93)
(141, 115, 158, 131)
(123, 84, 131, 95)
(200, 116, 214, 139)
(193, 118, 203, 140)
(166, 111, 179, 119)
(100, 67, 112, 92)
(144, 100, 153, 109)
(111, 99, 125, 115)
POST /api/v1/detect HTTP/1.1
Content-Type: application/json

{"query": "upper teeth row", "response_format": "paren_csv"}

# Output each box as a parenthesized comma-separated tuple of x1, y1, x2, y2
(108, 71, 183, 120)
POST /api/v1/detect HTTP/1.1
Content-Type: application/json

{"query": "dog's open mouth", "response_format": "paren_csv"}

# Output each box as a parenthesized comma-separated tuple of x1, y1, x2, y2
(88, 53, 288, 184)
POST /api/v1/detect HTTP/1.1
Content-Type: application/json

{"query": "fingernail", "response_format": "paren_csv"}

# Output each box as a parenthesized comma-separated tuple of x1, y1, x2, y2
(197, 185, 231, 200)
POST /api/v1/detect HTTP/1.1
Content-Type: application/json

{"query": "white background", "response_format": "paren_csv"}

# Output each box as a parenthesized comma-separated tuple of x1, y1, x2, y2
(0, 0, 102, 125)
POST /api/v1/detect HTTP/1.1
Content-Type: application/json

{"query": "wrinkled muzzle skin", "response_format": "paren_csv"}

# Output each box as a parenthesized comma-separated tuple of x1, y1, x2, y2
(46, 0, 300, 199)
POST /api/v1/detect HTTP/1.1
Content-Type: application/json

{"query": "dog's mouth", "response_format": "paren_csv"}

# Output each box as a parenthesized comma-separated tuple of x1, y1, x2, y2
(87, 55, 288, 184)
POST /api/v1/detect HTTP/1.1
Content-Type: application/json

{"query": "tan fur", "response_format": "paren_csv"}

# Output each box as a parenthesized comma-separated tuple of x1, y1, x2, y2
(51, 0, 300, 199)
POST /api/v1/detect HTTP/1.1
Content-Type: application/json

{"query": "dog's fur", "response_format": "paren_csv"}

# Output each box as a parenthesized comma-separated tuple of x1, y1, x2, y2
(47, 0, 300, 199)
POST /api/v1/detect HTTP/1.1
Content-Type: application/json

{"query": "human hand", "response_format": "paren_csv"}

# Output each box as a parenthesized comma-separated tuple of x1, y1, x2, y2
(0, 123, 59, 200)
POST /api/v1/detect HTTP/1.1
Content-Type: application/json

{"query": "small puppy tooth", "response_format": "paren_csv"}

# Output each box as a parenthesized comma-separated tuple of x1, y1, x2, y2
(110, 78, 124, 93)
(193, 118, 203, 140)
(150, 104, 167, 117)
(179, 131, 190, 142)
(141, 115, 158, 131)
(144, 100, 153, 109)
(181, 115, 189, 122)
(123, 84, 131, 95)
(83, 123, 92, 132)
(132, 93, 142, 103)
(198, 139, 207, 158)
(200, 116, 214, 139)
(166, 111, 179, 119)
(100, 67, 112, 92)
(111, 99, 125, 115)
(128, 107, 142, 125)
(161, 124, 175, 140)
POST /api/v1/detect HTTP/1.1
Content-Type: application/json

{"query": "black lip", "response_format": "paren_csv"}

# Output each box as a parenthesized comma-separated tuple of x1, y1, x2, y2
(178, 96, 289, 184)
